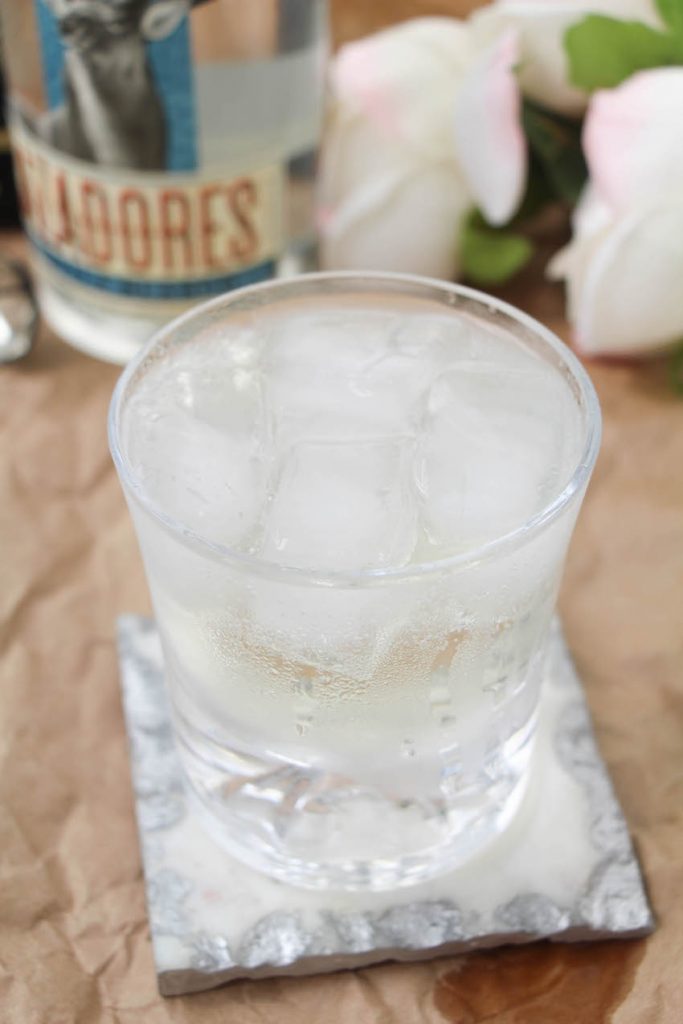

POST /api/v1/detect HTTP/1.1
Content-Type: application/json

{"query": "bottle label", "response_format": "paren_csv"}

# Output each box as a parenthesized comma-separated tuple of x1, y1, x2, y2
(6, 1, 299, 302)
(12, 119, 282, 299)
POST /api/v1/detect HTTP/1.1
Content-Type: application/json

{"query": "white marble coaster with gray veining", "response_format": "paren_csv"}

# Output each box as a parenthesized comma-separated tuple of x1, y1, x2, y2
(116, 617, 653, 996)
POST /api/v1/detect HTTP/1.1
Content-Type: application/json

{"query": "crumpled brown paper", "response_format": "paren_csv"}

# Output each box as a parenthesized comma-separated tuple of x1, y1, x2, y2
(2, 237, 681, 1024)
(2, 4, 683, 1012)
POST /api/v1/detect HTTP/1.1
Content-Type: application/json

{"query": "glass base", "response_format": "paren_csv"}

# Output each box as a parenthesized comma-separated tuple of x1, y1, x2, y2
(37, 243, 317, 365)
(38, 280, 166, 365)
(173, 707, 537, 892)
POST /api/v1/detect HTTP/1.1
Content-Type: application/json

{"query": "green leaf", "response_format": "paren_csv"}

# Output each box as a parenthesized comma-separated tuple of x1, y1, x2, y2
(564, 16, 681, 92)
(522, 101, 587, 206)
(460, 213, 533, 286)
(656, 0, 683, 36)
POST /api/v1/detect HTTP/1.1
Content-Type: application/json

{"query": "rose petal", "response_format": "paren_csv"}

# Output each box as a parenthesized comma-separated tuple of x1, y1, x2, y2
(319, 18, 476, 279)
(331, 18, 475, 163)
(454, 29, 526, 225)
(318, 99, 404, 214)
(570, 185, 614, 238)
(320, 162, 471, 279)
(473, 0, 661, 115)
(584, 68, 683, 211)
(566, 197, 683, 355)
(548, 187, 612, 324)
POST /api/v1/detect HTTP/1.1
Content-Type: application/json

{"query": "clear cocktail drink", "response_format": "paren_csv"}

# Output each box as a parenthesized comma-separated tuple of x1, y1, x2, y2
(110, 273, 600, 889)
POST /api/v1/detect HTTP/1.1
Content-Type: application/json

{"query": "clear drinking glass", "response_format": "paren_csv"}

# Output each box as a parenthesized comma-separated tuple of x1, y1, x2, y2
(109, 273, 601, 890)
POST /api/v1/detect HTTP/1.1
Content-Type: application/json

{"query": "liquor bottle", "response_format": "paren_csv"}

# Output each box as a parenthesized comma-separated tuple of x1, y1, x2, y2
(0, 1, 327, 363)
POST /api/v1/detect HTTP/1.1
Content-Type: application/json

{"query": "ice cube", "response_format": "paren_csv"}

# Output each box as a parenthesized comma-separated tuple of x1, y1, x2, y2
(125, 351, 269, 551)
(264, 311, 434, 444)
(416, 363, 571, 554)
(385, 311, 525, 377)
(260, 437, 418, 571)
(131, 409, 266, 548)
(167, 332, 265, 436)
(386, 313, 469, 366)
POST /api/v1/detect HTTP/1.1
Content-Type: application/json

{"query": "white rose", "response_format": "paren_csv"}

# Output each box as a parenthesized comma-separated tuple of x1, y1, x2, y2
(472, 0, 662, 115)
(550, 68, 683, 356)
(319, 19, 526, 279)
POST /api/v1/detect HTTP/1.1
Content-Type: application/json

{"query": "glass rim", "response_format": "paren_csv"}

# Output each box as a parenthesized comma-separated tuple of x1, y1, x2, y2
(108, 270, 602, 587)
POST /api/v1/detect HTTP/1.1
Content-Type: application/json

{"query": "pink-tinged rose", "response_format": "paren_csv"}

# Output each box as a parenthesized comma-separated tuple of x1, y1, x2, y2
(319, 19, 526, 278)
(331, 19, 474, 164)
(454, 29, 526, 226)
(583, 68, 683, 210)
(551, 194, 683, 356)
(472, 0, 661, 115)
(551, 70, 683, 356)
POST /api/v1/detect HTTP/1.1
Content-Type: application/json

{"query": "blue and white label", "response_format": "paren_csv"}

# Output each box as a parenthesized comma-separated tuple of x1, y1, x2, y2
(16, 1, 283, 300)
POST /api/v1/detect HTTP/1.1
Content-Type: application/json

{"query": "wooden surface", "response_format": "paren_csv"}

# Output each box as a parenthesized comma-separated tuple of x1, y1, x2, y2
(330, 0, 487, 45)
(2, 2, 683, 1020)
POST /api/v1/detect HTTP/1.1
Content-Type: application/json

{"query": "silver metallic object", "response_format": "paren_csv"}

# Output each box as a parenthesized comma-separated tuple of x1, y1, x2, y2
(0, 260, 37, 363)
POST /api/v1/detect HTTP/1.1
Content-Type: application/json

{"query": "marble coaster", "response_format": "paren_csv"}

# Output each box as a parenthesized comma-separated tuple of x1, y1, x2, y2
(116, 617, 654, 996)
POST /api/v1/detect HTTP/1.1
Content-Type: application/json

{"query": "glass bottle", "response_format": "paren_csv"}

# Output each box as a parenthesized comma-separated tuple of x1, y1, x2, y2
(0, 0, 327, 363)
